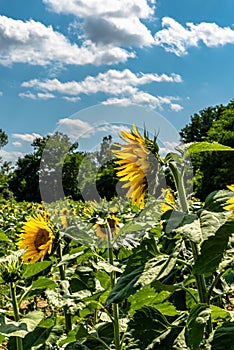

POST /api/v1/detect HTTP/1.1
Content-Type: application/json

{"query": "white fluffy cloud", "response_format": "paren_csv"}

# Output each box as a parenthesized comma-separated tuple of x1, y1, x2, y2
(57, 118, 93, 139)
(21, 68, 183, 110)
(57, 117, 131, 141)
(102, 92, 182, 111)
(43, 0, 155, 47)
(12, 141, 22, 147)
(12, 133, 42, 142)
(0, 149, 24, 162)
(22, 69, 182, 96)
(0, 15, 134, 66)
(43, 0, 155, 18)
(155, 17, 234, 56)
(0, 91, 3, 96)
(18, 91, 55, 100)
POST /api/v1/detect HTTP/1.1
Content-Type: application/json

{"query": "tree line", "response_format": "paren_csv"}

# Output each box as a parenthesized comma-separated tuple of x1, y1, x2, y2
(1, 99, 234, 202)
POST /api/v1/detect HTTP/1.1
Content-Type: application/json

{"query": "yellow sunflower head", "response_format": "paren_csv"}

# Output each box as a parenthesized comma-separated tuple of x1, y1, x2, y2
(95, 215, 120, 240)
(60, 208, 70, 229)
(224, 184, 234, 218)
(113, 124, 159, 209)
(17, 214, 55, 264)
(161, 188, 175, 214)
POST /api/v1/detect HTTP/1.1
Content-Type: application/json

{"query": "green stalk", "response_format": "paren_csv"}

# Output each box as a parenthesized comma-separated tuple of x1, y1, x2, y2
(58, 243, 72, 333)
(9, 282, 23, 350)
(106, 222, 121, 350)
(168, 161, 208, 303)
(169, 161, 212, 335)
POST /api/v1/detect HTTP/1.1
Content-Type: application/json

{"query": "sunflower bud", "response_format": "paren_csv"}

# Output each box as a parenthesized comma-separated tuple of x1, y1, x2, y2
(0, 257, 22, 283)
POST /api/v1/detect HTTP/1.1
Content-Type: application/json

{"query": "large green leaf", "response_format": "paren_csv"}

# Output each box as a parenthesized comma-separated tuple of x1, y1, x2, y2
(128, 285, 178, 316)
(211, 322, 234, 350)
(21, 324, 63, 350)
(185, 142, 234, 157)
(107, 265, 144, 304)
(107, 254, 178, 304)
(135, 254, 178, 286)
(31, 277, 57, 290)
(210, 305, 231, 322)
(0, 311, 44, 338)
(175, 215, 201, 243)
(204, 190, 234, 212)
(23, 261, 52, 278)
(199, 210, 229, 240)
(127, 306, 171, 350)
(193, 220, 234, 274)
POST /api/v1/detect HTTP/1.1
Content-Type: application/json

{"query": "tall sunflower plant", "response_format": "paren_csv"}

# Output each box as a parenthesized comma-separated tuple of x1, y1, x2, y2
(106, 124, 234, 349)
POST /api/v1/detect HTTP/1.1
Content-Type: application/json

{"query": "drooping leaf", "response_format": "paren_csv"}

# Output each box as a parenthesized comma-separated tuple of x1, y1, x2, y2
(193, 220, 234, 274)
(82, 322, 114, 350)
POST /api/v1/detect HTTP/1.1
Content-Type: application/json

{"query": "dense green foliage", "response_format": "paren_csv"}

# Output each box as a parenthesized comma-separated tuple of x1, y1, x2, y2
(0, 150, 234, 349)
(180, 100, 234, 199)
(7, 132, 118, 202)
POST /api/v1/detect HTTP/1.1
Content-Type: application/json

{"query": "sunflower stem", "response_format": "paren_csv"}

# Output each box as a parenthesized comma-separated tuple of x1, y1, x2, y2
(168, 161, 213, 335)
(106, 222, 121, 350)
(9, 282, 23, 350)
(168, 162, 208, 299)
(58, 242, 72, 333)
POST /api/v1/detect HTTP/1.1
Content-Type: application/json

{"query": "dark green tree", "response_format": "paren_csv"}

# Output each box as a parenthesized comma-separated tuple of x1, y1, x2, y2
(96, 135, 118, 200)
(0, 128, 8, 148)
(179, 105, 224, 143)
(9, 132, 81, 202)
(78, 136, 118, 201)
(180, 100, 234, 200)
(0, 129, 12, 199)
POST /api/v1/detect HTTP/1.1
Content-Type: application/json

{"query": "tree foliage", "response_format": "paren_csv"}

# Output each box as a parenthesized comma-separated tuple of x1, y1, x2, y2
(180, 99, 234, 200)
(9, 132, 80, 202)
(8, 133, 118, 202)
(0, 129, 8, 149)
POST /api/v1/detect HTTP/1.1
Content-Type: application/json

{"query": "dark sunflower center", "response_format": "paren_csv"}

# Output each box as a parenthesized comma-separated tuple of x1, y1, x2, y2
(107, 218, 117, 229)
(34, 229, 49, 251)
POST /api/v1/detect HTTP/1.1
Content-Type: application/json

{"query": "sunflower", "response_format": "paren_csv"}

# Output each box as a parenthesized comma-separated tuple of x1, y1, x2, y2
(95, 215, 120, 240)
(224, 185, 234, 218)
(113, 125, 158, 209)
(60, 208, 69, 229)
(161, 188, 175, 214)
(17, 214, 55, 263)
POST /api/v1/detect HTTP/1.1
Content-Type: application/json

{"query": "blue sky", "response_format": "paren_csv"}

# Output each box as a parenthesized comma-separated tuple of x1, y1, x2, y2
(1, 0, 234, 162)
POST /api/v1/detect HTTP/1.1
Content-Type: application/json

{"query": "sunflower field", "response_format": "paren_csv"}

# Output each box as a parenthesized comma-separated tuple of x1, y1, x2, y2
(1, 125, 234, 350)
